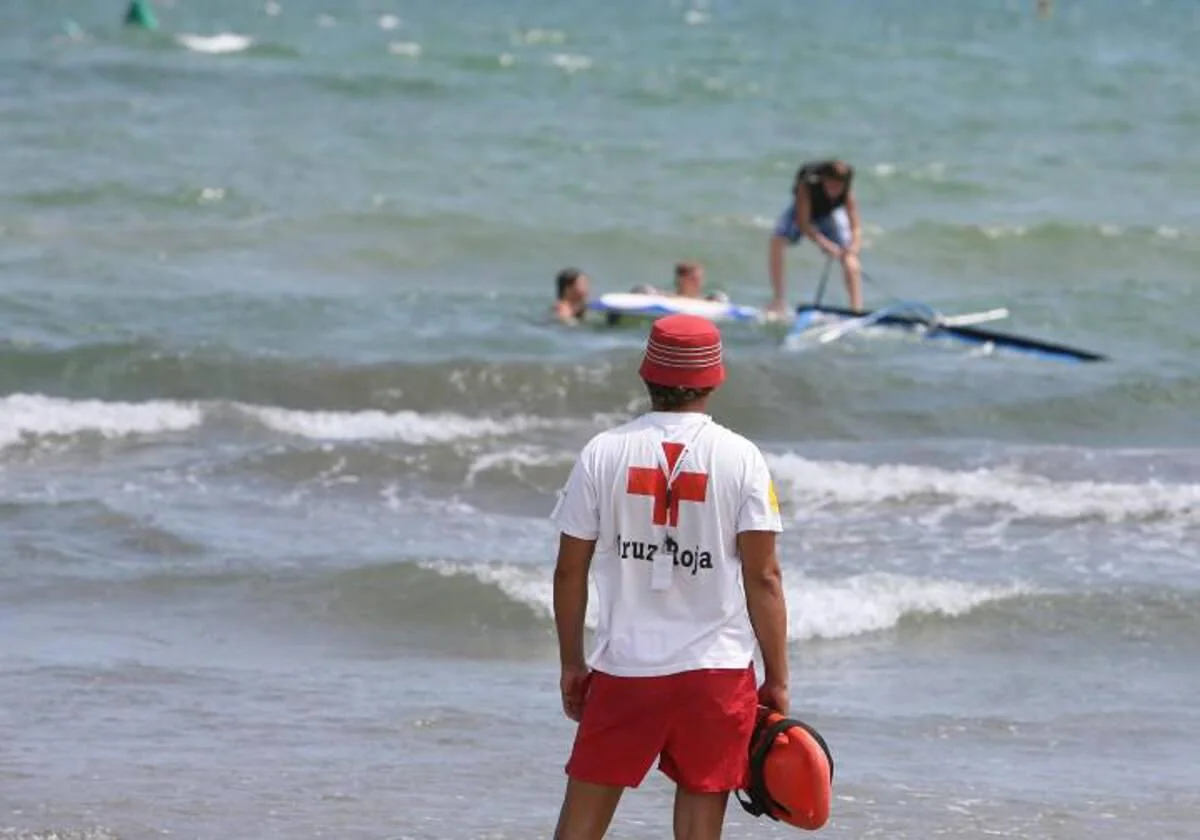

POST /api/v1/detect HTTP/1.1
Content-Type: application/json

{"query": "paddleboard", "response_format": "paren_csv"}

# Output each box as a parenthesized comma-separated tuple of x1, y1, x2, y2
(788, 304, 1107, 362)
(588, 292, 763, 324)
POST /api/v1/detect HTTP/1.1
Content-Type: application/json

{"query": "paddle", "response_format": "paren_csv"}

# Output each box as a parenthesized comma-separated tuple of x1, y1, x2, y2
(812, 257, 834, 307)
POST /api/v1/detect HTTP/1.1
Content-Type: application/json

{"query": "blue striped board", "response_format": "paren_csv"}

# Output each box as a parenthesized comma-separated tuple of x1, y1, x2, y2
(588, 292, 764, 324)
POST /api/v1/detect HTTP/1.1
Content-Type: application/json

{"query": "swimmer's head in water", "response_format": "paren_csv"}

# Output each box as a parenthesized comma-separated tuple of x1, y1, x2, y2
(555, 267, 589, 301)
(674, 261, 704, 297)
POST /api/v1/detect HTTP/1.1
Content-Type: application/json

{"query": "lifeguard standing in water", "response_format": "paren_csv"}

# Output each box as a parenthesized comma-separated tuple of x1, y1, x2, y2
(550, 314, 791, 839)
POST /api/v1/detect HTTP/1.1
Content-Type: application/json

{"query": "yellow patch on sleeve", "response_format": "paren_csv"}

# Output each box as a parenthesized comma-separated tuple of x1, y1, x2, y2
(768, 480, 780, 513)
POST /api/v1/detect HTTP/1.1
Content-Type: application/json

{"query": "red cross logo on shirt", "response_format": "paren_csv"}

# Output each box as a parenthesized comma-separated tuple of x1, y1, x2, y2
(626, 442, 708, 527)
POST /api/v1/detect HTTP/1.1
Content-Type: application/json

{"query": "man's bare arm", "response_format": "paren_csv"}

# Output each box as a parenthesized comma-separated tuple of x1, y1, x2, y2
(553, 533, 595, 670)
(738, 529, 789, 692)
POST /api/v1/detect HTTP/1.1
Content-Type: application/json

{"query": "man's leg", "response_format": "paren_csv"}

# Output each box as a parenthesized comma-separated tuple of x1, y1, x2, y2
(841, 251, 863, 312)
(554, 778, 625, 840)
(556, 671, 671, 839)
(768, 204, 800, 316)
(658, 668, 758, 840)
(768, 234, 790, 316)
(672, 786, 730, 840)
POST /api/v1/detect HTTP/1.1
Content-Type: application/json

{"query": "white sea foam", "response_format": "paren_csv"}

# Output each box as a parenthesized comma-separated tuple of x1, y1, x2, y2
(463, 446, 575, 487)
(766, 452, 1200, 524)
(550, 53, 592, 73)
(387, 41, 422, 57)
(0, 394, 570, 450)
(871, 161, 945, 180)
(421, 561, 1023, 642)
(176, 33, 255, 54)
(979, 224, 1029, 239)
(783, 572, 1026, 640)
(241, 405, 561, 444)
(0, 394, 202, 449)
(514, 28, 567, 45)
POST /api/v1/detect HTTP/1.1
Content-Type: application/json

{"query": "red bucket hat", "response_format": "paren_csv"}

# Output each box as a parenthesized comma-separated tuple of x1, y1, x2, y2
(639, 314, 726, 389)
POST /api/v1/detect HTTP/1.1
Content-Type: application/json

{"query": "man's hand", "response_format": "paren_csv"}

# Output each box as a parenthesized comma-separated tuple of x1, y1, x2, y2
(758, 679, 790, 716)
(560, 664, 591, 722)
(821, 242, 844, 260)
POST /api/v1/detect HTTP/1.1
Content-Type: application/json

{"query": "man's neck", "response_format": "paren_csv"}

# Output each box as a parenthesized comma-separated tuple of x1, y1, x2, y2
(649, 400, 709, 415)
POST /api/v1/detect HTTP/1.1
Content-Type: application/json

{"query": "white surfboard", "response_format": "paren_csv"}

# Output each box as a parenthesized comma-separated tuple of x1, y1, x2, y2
(588, 292, 764, 324)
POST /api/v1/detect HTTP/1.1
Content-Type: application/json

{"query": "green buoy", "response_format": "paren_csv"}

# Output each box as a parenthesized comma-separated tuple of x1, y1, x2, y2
(124, 0, 159, 31)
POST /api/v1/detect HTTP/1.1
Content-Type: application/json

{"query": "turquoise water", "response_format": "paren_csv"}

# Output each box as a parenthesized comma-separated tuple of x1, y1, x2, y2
(2, 1, 1199, 838)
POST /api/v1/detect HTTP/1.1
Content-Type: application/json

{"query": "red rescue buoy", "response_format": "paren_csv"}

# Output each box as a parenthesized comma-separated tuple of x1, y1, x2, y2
(736, 706, 834, 831)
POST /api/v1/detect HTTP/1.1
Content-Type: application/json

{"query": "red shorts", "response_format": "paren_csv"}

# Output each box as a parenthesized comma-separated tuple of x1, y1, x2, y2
(565, 666, 757, 793)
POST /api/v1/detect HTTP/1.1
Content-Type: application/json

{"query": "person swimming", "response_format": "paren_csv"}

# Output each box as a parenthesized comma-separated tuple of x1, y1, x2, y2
(552, 267, 591, 325)
(672, 261, 729, 302)
(629, 262, 729, 302)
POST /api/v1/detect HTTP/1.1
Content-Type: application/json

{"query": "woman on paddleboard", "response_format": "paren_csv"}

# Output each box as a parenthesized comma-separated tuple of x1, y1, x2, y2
(767, 159, 864, 316)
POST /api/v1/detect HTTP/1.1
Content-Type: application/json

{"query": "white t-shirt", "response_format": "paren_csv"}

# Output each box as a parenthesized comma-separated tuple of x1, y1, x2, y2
(551, 411, 783, 678)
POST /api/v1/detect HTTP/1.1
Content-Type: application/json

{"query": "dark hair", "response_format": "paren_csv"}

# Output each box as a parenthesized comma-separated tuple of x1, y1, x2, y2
(794, 159, 854, 193)
(674, 261, 700, 280)
(556, 267, 583, 300)
(644, 381, 714, 411)
(819, 159, 854, 184)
